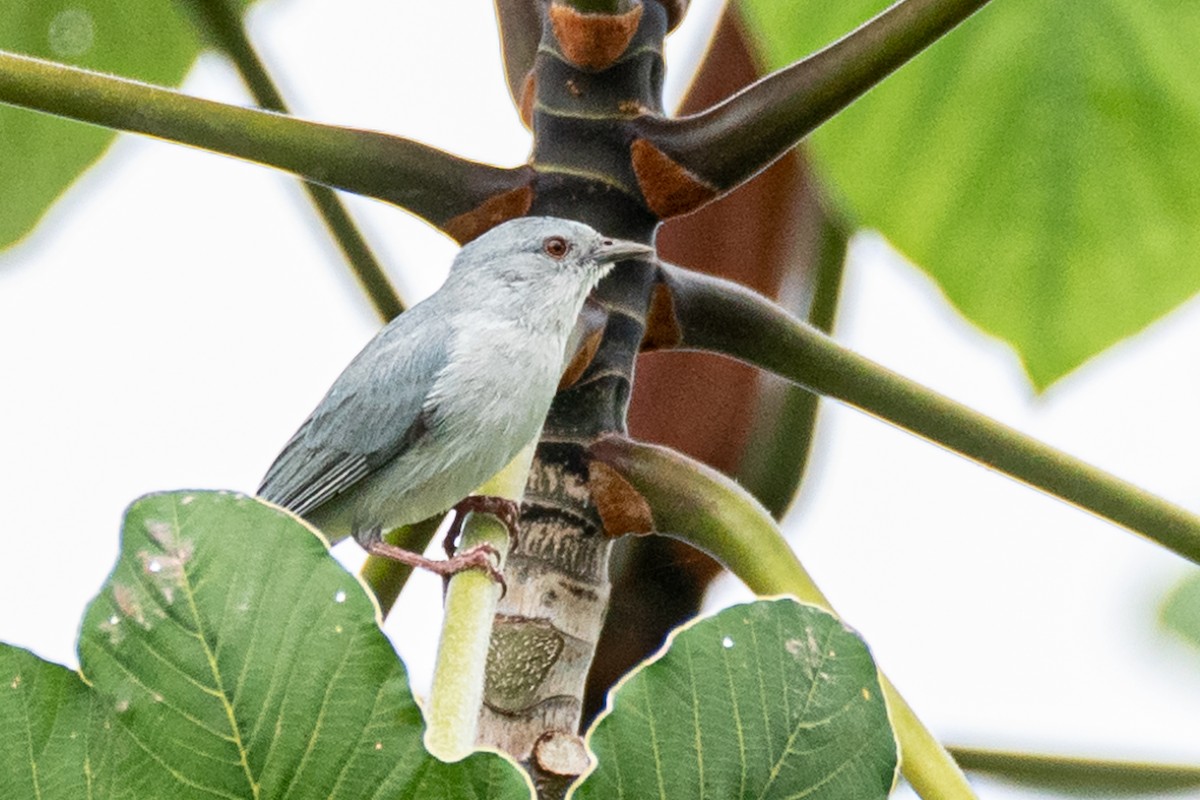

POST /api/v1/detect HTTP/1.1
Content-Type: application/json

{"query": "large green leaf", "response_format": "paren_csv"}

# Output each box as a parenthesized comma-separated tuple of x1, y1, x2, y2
(0, 646, 131, 798)
(0, 0, 251, 249)
(573, 598, 897, 799)
(0, 491, 530, 799)
(739, 0, 1200, 388)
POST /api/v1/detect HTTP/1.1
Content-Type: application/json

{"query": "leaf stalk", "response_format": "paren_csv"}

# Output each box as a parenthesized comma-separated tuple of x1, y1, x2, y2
(635, 0, 996, 191)
(660, 264, 1200, 566)
(0, 49, 531, 235)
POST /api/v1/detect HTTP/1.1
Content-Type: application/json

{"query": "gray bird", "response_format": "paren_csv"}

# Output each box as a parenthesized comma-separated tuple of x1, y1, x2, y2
(258, 216, 654, 576)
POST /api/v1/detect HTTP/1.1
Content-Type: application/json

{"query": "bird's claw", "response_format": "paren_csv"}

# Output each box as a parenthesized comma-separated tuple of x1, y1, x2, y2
(443, 495, 521, 557)
(438, 543, 507, 595)
(360, 534, 506, 593)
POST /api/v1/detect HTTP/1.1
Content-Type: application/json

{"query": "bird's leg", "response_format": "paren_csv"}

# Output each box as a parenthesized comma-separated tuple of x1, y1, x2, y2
(442, 495, 521, 557)
(356, 526, 504, 585)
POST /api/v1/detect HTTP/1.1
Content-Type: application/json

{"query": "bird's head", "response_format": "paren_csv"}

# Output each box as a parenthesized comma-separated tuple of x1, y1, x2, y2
(453, 217, 655, 294)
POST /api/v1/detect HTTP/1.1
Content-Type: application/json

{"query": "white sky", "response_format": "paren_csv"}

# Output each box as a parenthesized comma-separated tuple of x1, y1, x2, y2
(1, 1, 1198, 797)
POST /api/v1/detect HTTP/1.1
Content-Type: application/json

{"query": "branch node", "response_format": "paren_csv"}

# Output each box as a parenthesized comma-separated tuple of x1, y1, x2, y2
(640, 279, 683, 350)
(444, 184, 535, 243)
(560, 303, 609, 390)
(587, 459, 655, 538)
(549, 2, 644, 71)
(631, 138, 718, 218)
(518, 72, 536, 129)
(532, 730, 591, 776)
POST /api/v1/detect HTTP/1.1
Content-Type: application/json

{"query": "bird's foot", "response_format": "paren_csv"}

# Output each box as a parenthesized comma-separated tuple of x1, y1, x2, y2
(357, 528, 505, 588)
(442, 495, 521, 557)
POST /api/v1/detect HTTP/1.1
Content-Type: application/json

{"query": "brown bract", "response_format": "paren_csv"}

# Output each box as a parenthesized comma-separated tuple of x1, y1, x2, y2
(443, 184, 534, 243)
(659, 0, 688, 31)
(587, 460, 654, 538)
(639, 280, 682, 351)
(518, 72, 536, 129)
(630, 138, 718, 219)
(559, 304, 608, 390)
(549, 2, 644, 71)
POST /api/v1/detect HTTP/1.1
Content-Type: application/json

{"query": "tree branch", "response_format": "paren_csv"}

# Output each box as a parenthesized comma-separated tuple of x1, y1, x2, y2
(634, 0, 995, 192)
(655, 263, 1200, 566)
(587, 435, 978, 800)
(180, 0, 405, 320)
(0, 49, 533, 238)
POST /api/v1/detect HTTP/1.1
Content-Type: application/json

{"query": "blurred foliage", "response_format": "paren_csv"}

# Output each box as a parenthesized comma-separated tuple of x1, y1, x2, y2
(0, 0, 253, 248)
(741, 0, 1200, 389)
(1161, 569, 1200, 650)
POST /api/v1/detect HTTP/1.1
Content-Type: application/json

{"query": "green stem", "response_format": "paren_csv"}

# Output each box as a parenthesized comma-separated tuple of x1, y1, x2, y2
(426, 515, 510, 761)
(0, 49, 531, 234)
(637, 0, 996, 189)
(303, 189, 404, 319)
(425, 442, 537, 760)
(947, 747, 1200, 793)
(588, 436, 978, 800)
(660, 264, 1200, 566)
(179, 0, 404, 321)
(806, 208, 851, 333)
(734, 206, 849, 515)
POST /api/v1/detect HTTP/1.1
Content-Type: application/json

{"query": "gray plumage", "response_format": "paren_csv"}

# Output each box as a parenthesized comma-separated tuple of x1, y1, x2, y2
(258, 216, 653, 543)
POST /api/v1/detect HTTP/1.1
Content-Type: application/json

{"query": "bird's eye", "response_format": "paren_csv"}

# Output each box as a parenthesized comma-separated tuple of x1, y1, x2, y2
(543, 236, 570, 259)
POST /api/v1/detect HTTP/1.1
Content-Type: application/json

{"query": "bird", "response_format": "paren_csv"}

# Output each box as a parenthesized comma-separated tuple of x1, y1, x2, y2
(258, 216, 654, 578)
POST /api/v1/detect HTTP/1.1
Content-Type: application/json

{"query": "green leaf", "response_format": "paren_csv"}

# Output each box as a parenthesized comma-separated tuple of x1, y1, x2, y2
(5, 490, 532, 799)
(0, 0, 252, 249)
(573, 598, 897, 800)
(0, 645, 125, 798)
(739, 0, 1200, 388)
(1160, 569, 1200, 650)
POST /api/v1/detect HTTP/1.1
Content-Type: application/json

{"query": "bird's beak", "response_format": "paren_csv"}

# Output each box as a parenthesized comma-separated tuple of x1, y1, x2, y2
(594, 237, 656, 265)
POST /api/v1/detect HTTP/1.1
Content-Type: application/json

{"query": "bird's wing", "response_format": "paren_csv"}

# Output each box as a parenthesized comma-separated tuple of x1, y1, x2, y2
(257, 308, 452, 516)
